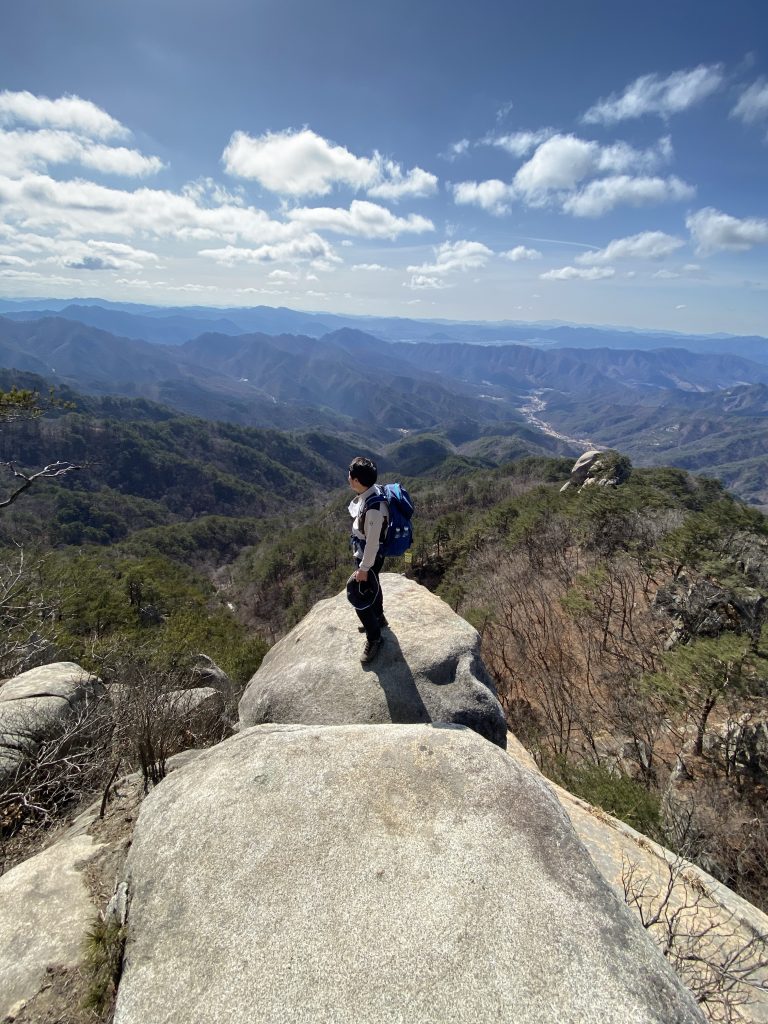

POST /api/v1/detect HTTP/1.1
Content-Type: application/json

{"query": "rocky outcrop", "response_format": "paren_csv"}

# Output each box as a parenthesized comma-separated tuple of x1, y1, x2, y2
(653, 574, 765, 644)
(560, 449, 631, 492)
(0, 662, 105, 785)
(239, 573, 507, 749)
(114, 723, 705, 1024)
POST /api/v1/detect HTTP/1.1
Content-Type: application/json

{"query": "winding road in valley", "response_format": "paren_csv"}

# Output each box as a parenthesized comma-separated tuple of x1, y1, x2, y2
(519, 389, 600, 449)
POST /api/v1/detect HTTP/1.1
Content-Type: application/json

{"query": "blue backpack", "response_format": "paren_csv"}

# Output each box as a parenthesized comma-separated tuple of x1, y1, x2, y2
(363, 482, 414, 557)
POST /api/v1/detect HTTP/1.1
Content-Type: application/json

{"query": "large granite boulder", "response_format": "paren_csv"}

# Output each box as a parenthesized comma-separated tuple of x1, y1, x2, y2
(0, 662, 105, 785)
(114, 723, 704, 1024)
(0, 833, 104, 1019)
(239, 573, 507, 748)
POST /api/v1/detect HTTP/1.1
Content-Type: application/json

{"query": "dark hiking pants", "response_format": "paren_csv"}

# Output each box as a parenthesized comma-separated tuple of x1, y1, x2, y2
(354, 553, 385, 641)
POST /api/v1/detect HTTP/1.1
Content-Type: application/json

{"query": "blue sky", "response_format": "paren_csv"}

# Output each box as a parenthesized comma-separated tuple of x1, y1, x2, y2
(1, 0, 767, 335)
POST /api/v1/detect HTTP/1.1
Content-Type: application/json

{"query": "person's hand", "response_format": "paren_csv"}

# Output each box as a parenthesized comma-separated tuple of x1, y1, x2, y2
(355, 568, 368, 582)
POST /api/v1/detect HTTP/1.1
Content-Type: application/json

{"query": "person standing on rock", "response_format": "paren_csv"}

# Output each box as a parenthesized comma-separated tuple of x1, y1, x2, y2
(348, 456, 388, 664)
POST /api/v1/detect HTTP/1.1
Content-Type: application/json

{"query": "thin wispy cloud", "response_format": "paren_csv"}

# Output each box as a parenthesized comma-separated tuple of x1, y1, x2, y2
(731, 78, 768, 125)
(576, 231, 685, 265)
(582, 64, 724, 124)
(485, 128, 554, 157)
(541, 265, 615, 281)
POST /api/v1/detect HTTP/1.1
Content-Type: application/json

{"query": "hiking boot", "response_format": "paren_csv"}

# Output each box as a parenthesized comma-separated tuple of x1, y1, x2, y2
(360, 636, 382, 664)
(358, 616, 388, 633)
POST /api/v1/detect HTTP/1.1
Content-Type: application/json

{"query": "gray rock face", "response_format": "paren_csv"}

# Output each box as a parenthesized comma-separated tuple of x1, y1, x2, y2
(560, 449, 631, 493)
(238, 573, 507, 748)
(0, 833, 103, 1019)
(0, 662, 105, 785)
(653, 575, 765, 642)
(114, 723, 704, 1024)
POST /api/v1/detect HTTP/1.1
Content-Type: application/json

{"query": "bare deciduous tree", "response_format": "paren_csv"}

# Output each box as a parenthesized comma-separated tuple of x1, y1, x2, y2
(622, 852, 768, 1022)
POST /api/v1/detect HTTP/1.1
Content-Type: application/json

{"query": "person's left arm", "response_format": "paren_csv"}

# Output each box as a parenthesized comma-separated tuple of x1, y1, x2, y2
(354, 504, 385, 579)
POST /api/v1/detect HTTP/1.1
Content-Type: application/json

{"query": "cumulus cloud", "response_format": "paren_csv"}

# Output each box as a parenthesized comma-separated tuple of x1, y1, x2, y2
(501, 245, 542, 261)
(0, 129, 164, 177)
(583, 64, 724, 124)
(223, 128, 379, 195)
(407, 239, 493, 277)
(687, 207, 768, 254)
(352, 263, 386, 271)
(223, 127, 437, 201)
(576, 231, 686, 264)
(732, 79, 768, 125)
(563, 175, 694, 217)
(487, 128, 554, 157)
(367, 164, 438, 200)
(0, 90, 129, 139)
(540, 266, 615, 281)
(452, 179, 515, 215)
(513, 134, 673, 204)
(286, 200, 433, 238)
(0, 172, 332, 248)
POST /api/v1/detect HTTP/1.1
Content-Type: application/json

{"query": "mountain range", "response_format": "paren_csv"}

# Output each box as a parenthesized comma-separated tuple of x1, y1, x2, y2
(1, 300, 767, 507)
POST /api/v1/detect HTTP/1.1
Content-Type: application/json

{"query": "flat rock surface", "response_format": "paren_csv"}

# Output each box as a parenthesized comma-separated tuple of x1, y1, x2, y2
(0, 833, 102, 1018)
(114, 723, 704, 1024)
(239, 574, 507, 748)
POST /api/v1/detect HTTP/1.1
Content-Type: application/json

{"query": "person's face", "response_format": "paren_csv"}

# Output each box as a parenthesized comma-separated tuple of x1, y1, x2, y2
(348, 470, 365, 493)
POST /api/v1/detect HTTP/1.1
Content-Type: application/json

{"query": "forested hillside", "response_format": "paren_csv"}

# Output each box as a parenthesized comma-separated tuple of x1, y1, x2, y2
(1, 378, 767, 917)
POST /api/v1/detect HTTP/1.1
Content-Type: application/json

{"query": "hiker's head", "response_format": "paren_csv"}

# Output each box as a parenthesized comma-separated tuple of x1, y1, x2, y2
(348, 456, 377, 489)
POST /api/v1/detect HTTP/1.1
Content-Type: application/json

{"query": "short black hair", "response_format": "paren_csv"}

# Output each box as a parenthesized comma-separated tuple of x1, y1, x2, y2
(349, 456, 377, 488)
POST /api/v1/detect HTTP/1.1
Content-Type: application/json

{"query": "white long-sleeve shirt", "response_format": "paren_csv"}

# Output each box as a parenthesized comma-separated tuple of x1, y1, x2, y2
(349, 484, 388, 570)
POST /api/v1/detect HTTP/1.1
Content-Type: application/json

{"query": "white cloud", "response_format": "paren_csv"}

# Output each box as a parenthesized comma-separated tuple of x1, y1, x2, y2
(452, 179, 514, 215)
(0, 90, 129, 139)
(54, 239, 161, 271)
(198, 236, 335, 265)
(652, 269, 680, 279)
(449, 139, 470, 157)
(367, 164, 438, 200)
(583, 64, 724, 124)
(267, 269, 299, 282)
(576, 231, 685, 264)
(687, 207, 768, 254)
(406, 274, 452, 290)
(732, 79, 768, 125)
(407, 239, 493, 277)
(563, 175, 694, 217)
(223, 128, 380, 196)
(501, 245, 542, 261)
(352, 263, 386, 271)
(513, 134, 673, 204)
(0, 172, 334, 250)
(0, 253, 32, 267)
(223, 127, 437, 201)
(487, 129, 553, 157)
(0, 128, 164, 178)
(287, 200, 433, 238)
(540, 266, 615, 281)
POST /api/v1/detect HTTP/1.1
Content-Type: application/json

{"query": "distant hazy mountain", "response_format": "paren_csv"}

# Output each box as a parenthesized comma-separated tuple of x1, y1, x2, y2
(1, 297, 766, 362)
